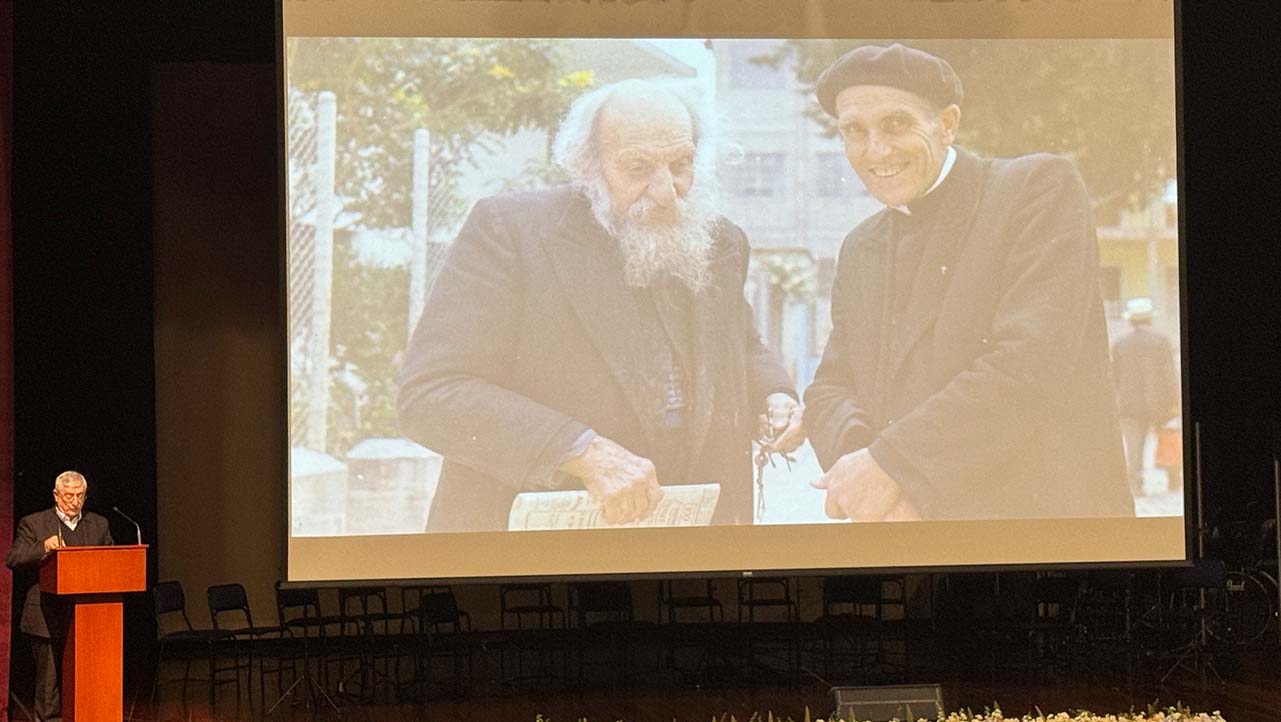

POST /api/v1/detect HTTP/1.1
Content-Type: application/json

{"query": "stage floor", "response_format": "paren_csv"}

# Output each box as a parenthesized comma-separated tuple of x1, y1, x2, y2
(91, 648, 1280, 722)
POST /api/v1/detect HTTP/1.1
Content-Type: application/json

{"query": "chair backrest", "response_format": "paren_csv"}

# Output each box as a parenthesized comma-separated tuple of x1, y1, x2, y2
(738, 577, 790, 605)
(276, 584, 320, 609)
(824, 575, 903, 619)
(737, 577, 794, 623)
(154, 580, 193, 632)
(277, 582, 321, 621)
(570, 582, 632, 626)
(500, 583, 554, 612)
(207, 583, 253, 631)
(339, 586, 388, 616)
(414, 588, 465, 626)
(658, 579, 721, 623)
(395, 586, 470, 634)
(500, 583, 562, 629)
(339, 586, 392, 634)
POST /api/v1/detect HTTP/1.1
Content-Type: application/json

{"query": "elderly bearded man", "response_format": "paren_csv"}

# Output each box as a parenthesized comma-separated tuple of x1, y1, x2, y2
(398, 78, 803, 532)
(6, 471, 114, 722)
(804, 44, 1133, 522)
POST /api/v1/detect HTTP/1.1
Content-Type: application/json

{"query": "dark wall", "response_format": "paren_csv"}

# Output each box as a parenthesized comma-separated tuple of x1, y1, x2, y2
(8, 0, 275, 689)
(152, 62, 284, 625)
(1177, 3, 1281, 540)
(1, 0, 15, 710)
(10, 2, 164, 691)
(7, 0, 1281, 674)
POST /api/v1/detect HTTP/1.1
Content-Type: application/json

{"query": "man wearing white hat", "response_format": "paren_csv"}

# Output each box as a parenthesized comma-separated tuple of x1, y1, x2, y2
(1112, 297, 1180, 496)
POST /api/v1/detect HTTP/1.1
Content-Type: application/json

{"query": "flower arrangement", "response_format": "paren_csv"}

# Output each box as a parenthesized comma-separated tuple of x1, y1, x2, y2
(807, 711, 1226, 722)
(534, 706, 1227, 722)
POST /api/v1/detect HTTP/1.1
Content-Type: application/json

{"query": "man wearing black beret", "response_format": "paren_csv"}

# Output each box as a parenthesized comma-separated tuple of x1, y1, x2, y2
(805, 44, 1134, 521)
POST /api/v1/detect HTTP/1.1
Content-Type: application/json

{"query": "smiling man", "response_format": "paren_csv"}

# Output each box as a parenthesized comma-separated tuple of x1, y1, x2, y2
(399, 78, 802, 532)
(804, 44, 1133, 522)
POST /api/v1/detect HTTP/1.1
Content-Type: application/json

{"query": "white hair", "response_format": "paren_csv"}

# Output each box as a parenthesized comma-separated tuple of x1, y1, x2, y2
(54, 470, 87, 491)
(552, 77, 720, 197)
(552, 78, 723, 293)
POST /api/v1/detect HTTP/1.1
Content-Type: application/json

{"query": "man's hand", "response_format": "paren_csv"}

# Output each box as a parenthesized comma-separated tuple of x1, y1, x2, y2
(42, 535, 62, 554)
(811, 448, 921, 522)
(559, 436, 663, 525)
(759, 392, 805, 453)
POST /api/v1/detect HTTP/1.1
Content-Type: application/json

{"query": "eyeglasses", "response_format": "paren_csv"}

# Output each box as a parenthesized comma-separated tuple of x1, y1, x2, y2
(55, 491, 86, 502)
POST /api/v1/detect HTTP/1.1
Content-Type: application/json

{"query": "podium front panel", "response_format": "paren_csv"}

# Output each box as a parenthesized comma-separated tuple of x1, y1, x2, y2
(40, 545, 147, 596)
(66, 599, 125, 722)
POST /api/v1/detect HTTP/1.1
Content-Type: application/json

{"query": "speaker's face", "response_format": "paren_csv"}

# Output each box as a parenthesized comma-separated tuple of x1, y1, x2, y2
(54, 485, 87, 517)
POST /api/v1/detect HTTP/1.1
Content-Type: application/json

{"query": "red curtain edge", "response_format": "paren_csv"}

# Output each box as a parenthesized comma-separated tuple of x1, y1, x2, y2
(1, 1, 16, 720)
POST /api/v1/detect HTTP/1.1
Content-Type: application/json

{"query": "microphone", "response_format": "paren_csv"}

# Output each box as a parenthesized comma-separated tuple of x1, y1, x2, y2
(111, 506, 143, 546)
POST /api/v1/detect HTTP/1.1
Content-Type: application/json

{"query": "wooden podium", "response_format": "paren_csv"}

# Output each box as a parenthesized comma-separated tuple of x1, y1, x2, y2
(40, 545, 147, 722)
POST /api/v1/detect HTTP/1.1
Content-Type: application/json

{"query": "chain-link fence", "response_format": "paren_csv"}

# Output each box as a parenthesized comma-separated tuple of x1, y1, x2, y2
(287, 89, 336, 452)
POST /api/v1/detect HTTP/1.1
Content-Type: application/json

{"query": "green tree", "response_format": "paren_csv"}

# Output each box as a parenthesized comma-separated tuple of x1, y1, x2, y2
(764, 39, 1177, 220)
(288, 37, 588, 232)
(325, 232, 409, 455)
(287, 38, 595, 452)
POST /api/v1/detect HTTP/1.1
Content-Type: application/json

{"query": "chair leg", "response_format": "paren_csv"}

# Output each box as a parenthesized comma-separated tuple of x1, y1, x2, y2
(148, 639, 167, 712)
(208, 644, 216, 710)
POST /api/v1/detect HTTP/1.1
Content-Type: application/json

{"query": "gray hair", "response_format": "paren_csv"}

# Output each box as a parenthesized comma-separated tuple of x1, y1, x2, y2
(552, 77, 718, 190)
(54, 470, 88, 491)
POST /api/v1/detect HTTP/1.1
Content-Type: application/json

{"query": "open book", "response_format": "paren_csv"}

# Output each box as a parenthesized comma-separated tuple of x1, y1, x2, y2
(508, 483, 720, 531)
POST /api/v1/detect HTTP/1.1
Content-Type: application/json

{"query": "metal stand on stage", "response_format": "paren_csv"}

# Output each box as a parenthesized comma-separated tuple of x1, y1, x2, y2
(1159, 422, 1223, 690)
(265, 626, 341, 717)
(1273, 453, 1281, 650)
(9, 691, 36, 722)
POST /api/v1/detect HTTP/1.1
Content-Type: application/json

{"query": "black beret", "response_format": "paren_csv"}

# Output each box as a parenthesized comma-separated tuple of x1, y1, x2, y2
(816, 43, 963, 117)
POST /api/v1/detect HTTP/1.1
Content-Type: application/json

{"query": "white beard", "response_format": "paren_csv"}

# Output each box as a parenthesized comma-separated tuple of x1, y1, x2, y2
(585, 180, 719, 294)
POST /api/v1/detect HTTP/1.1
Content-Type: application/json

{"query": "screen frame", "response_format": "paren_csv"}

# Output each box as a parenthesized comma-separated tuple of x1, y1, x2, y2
(275, 0, 1194, 586)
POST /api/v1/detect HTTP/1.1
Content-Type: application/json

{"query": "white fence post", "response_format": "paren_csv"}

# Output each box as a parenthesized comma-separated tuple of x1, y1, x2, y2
(307, 91, 337, 452)
(408, 128, 431, 339)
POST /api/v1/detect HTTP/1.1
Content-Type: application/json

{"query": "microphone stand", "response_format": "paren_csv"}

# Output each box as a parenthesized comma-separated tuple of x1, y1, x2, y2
(1274, 454, 1280, 648)
(111, 506, 143, 545)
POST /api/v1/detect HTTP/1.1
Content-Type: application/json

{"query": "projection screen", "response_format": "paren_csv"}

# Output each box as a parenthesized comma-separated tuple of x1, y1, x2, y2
(282, 0, 1187, 582)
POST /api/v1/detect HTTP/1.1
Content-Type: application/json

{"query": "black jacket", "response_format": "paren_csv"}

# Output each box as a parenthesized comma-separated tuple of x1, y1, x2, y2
(805, 149, 1132, 520)
(5, 508, 114, 637)
(398, 186, 793, 531)
(1112, 326, 1179, 422)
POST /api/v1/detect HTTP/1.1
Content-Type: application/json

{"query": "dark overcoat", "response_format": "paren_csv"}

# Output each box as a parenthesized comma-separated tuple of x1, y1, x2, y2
(1112, 326, 1179, 423)
(398, 186, 793, 532)
(805, 149, 1133, 520)
(5, 508, 114, 637)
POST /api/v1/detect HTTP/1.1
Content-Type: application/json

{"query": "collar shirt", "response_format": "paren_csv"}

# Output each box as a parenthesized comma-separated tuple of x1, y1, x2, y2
(55, 507, 81, 531)
(890, 145, 957, 215)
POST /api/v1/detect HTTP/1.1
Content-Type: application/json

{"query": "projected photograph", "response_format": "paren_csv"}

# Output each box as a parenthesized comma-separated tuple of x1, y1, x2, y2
(286, 38, 1182, 537)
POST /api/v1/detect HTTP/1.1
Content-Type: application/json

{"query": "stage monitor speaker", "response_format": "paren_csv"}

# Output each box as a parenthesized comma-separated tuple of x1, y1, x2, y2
(831, 683, 944, 722)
